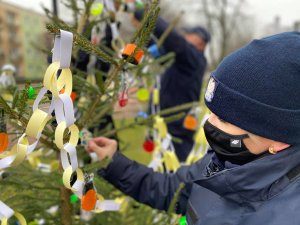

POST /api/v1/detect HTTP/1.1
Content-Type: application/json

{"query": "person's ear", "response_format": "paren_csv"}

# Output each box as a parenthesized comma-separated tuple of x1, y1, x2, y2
(272, 142, 291, 153)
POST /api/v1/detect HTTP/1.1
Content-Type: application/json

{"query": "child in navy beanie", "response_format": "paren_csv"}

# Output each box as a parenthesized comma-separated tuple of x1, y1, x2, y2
(87, 31, 300, 225)
(205, 32, 300, 145)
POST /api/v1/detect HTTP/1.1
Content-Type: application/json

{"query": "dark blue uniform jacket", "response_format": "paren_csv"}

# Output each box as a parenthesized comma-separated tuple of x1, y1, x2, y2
(153, 18, 207, 161)
(98, 144, 300, 224)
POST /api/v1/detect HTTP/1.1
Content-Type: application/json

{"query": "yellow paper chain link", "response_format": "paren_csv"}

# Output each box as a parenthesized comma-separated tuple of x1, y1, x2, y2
(148, 116, 180, 173)
(185, 113, 210, 165)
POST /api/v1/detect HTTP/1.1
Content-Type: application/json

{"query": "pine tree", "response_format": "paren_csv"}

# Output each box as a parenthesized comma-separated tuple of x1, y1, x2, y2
(0, 1, 200, 225)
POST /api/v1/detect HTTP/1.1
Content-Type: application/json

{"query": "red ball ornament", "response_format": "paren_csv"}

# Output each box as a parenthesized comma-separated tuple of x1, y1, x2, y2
(118, 92, 128, 107)
(143, 139, 155, 153)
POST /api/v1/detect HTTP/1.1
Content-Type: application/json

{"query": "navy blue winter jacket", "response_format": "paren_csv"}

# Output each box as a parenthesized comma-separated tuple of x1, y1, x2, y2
(152, 18, 207, 161)
(99, 145, 300, 224)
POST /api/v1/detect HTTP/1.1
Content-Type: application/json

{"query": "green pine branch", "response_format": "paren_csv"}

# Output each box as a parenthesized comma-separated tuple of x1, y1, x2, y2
(46, 22, 118, 66)
(99, 101, 197, 138)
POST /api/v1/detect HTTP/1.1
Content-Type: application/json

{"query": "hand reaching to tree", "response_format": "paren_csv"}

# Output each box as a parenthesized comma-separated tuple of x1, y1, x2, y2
(87, 137, 118, 161)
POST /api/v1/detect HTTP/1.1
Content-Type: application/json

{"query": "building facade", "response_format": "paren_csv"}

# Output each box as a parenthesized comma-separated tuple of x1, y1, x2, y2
(0, 1, 50, 79)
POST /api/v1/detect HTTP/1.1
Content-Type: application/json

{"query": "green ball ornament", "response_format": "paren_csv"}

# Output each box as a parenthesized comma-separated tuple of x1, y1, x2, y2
(91, 3, 104, 16)
(70, 194, 79, 204)
(79, 131, 83, 139)
(137, 88, 150, 102)
(179, 216, 187, 225)
(27, 86, 36, 99)
(135, 0, 144, 10)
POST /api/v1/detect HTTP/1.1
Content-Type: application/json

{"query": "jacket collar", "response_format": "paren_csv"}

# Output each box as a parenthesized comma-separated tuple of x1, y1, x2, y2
(195, 145, 300, 203)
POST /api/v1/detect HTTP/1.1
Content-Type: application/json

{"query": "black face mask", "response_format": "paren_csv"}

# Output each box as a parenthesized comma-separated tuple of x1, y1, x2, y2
(204, 120, 265, 165)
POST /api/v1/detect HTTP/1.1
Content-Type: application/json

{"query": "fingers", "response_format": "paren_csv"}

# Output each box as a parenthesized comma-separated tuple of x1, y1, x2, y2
(86, 141, 100, 153)
(86, 137, 118, 161)
(87, 141, 105, 160)
(92, 137, 112, 146)
(87, 137, 117, 152)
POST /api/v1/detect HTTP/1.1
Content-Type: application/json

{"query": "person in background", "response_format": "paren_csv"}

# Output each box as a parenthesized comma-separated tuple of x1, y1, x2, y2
(75, 24, 117, 140)
(133, 8, 210, 162)
(88, 32, 300, 225)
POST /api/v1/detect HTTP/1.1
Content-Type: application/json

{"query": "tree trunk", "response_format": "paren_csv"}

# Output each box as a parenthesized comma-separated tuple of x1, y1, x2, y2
(60, 186, 73, 225)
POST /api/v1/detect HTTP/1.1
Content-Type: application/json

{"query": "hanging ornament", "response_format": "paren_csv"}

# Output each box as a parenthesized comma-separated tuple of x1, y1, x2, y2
(122, 44, 144, 65)
(118, 91, 128, 107)
(143, 134, 155, 153)
(0, 64, 16, 88)
(70, 194, 79, 204)
(118, 70, 129, 107)
(0, 132, 8, 154)
(91, 23, 103, 46)
(27, 86, 36, 100)
(124, 0, 144, 12)
(179, 216, 187, 225)
(135, 0, 144, 10)
(0, 65, 15, 101)
(81, 173, 97, 211)
(183, 106, 201, 131)
(148, 44, 161, 59)
(79, 128, 93, 148)
(136, 111, 148, 119)
(151, 75, 161, 115)
(137, 88, 150, 102)
(91, 3, 104, 16)
(0, 108, 8, 153)
(70, 92, 77, 102)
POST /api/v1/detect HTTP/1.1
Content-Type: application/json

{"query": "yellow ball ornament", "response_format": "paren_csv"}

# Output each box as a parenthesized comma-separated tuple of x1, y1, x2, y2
(91, 3, 104, 16)
(137, 88, 150, 102)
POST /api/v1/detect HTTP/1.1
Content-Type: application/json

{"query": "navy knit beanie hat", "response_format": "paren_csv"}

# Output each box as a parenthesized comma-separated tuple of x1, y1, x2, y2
(204, 32, 300, 144)
(185, 26, 211, 43)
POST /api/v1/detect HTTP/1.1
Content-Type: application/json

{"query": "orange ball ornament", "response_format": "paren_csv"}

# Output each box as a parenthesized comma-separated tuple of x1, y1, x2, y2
(0, 132, 8, 153)
(81, 189, 97, 211)
(183, 115, 198, 131)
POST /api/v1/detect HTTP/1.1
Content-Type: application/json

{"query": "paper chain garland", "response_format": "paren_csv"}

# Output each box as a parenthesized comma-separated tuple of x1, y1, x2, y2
(148, 114, 209, 172)
(147, 75, 180, 173)
(104, 0, 120, 40)
(185, 113, 210, 165)
(148, 116, 180, 173)
(0, 30, 120, 225)
(148, 75, 209, 172)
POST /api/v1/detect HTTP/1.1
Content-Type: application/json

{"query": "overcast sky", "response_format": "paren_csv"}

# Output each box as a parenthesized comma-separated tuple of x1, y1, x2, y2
(3, 0, 300, 34)
(248, 0, 300, 25)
